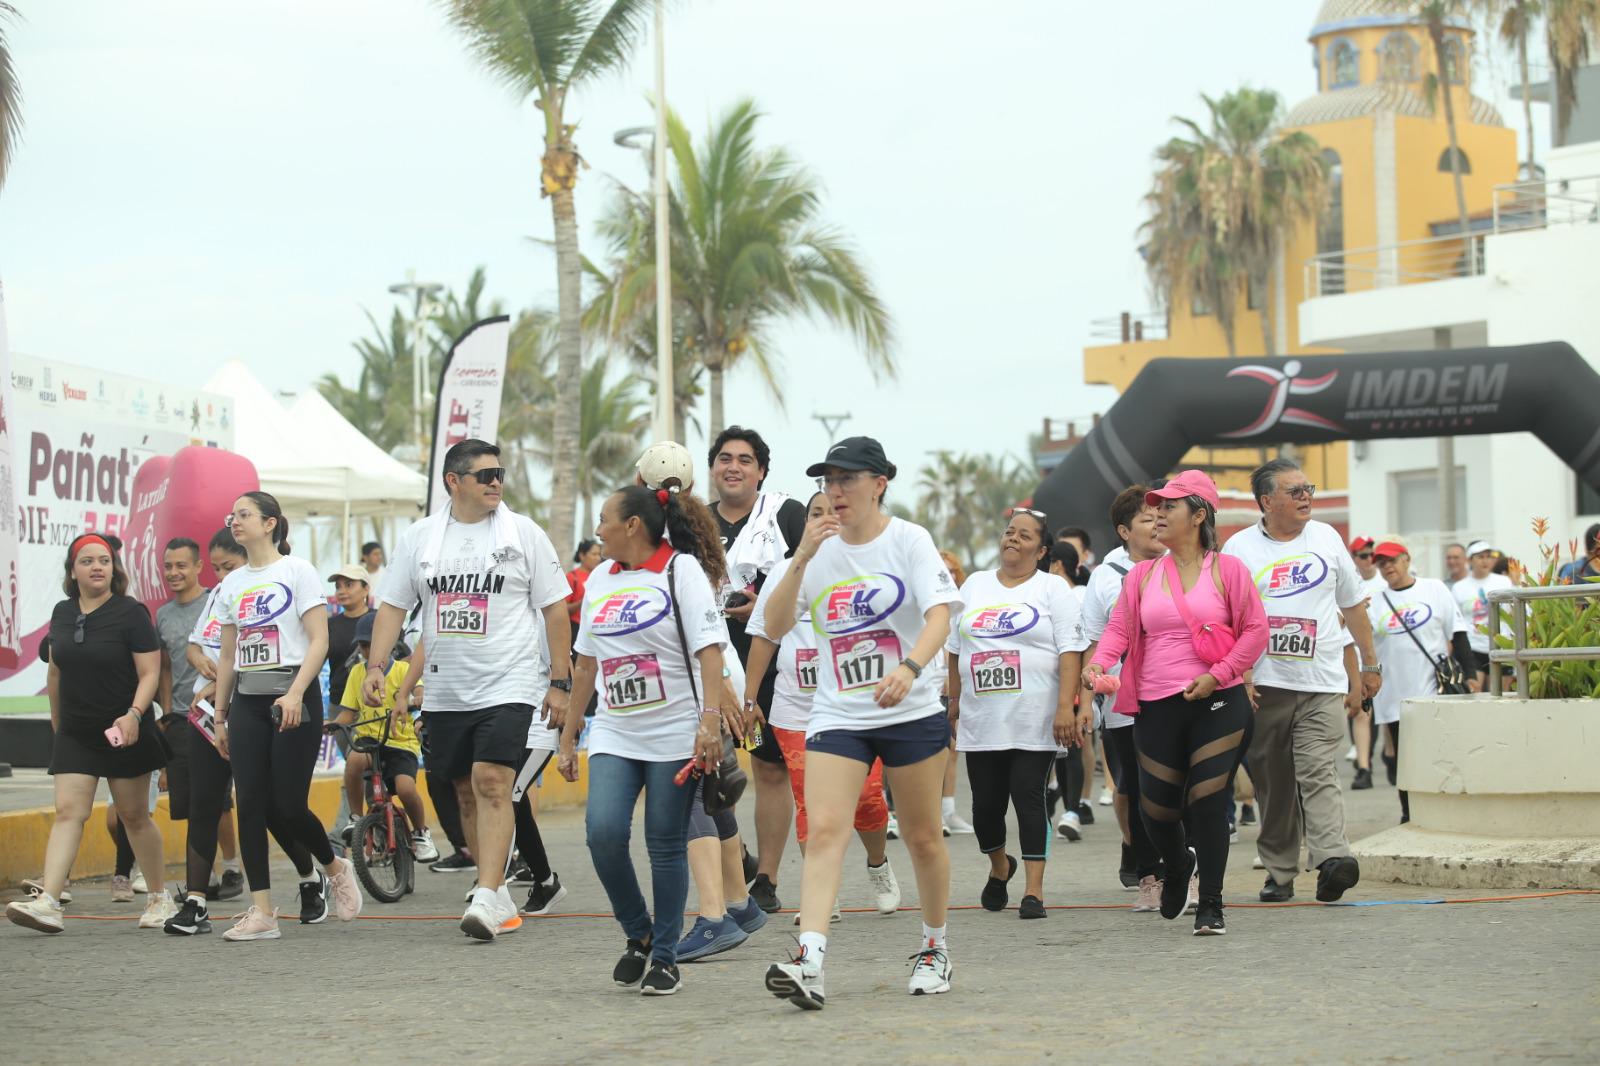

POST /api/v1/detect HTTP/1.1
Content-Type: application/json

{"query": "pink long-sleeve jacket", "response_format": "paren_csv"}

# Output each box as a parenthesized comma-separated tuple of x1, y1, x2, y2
(1089, 552, 1268, 716)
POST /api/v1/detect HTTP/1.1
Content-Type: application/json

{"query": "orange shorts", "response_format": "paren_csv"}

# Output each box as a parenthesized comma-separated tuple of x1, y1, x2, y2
(772, 725, 890, 843)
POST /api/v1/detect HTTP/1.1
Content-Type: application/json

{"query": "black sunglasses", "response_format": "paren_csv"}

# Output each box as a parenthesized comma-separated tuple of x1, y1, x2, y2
(74, 613, 87, 645)
(458, 467, 506, 486)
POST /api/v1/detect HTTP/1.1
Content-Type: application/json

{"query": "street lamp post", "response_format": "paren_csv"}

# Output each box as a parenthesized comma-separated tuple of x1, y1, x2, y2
(389, 271, 444, 467)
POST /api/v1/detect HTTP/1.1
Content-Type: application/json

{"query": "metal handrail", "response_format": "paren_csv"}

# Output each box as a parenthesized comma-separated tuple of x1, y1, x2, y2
(1485, 583, 1600, 697)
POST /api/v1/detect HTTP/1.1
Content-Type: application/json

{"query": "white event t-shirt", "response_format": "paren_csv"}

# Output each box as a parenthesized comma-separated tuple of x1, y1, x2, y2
(1451, 573, 1513, 654)
(801, 517, 963, 737)
(381, 508, 568, 714)
(747, 555, 818, 733)
(188, 587, 227, 696)
(575, 551, 727, 762)
(945, 569, 1087, 752)
(1367, 578, 1467, 725)
(215, 556, 326, 671)
(1081, 545, 1142, 730)
(1222, 519, 1369, 694)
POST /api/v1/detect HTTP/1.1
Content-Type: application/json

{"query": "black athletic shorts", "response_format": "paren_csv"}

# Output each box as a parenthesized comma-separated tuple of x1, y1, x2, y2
(423, 704, 534, 781)
(377, 747, 420, 793)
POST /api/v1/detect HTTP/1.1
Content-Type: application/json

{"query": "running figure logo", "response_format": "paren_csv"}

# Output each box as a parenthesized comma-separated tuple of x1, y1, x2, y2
(1220, 360, 1343, 439)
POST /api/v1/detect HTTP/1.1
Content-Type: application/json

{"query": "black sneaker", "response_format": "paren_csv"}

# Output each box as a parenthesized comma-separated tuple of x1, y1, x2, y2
(209, 869, 244, 901)
(506, 858, 535, 885)
(1316, 855, 1360, 903)
(749, 873, 781, 914)
(1382, 752, 1398, 786)
(613, 939, 650, 987)
(1076, 800, 1095, 826)
(980, 854, 1017, 913)
(1159, 849, 1194, 919)
(1239, 803, 1257, 826)
(1018, 894, 1047, 920)
(1258, 876, 1295, 903)
(163, 895, 211, 936)
(639, 960, 681, 996)
(1351, 767, 1374, 790)
(299, 873, 330, 924)
(521, 873, 569, 916)
(431, 850, 476, 873)
(1192, 897, 1226, 936)
(1119, 843, 1139, 889)
(741, 846, 759, 887)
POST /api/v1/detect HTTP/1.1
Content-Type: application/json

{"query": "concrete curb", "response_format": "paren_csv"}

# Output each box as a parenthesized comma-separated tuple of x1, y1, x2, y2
(1353, 824, 1600, 890)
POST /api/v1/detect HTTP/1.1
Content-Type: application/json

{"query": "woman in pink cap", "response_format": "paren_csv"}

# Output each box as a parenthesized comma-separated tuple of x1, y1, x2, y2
(1082, 470, 1267, 935)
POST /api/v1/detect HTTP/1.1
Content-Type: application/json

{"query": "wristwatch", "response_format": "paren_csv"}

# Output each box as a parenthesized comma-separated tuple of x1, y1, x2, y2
(549, 678, 572, 692)
(902, 657, 924, 678)
(1360, 663, 1383, 675)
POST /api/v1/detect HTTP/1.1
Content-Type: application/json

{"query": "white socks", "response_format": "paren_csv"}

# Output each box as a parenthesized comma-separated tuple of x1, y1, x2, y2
(797, 931, 827, 963)
(940, 796, 956, 817)
(922, 923, 947, 948)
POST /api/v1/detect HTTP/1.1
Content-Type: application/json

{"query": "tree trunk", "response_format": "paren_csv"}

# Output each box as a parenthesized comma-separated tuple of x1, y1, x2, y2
(1432, 24, 1473, 265)
(1256, 249, 1276, 356)
(708, 363, 725, 440)
(548, 183, 583, 557)
(1517, 19, 1535, 176)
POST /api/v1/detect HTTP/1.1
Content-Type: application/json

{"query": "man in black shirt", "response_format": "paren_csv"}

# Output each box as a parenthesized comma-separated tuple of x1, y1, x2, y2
(709, 426, 807, 912)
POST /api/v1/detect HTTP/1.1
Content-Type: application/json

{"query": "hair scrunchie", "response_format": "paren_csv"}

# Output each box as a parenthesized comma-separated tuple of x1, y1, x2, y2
(656, 489, 670, 507)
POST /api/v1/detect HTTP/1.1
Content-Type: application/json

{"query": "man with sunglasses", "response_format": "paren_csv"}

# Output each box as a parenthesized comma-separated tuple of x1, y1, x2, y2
(1222, 458, 1381, 904)
(363, 439, 572, 940)
(1349, 536, 1388, 599)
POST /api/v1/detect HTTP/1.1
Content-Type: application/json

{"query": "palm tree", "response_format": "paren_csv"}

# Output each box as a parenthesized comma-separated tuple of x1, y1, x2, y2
(440, 0, 654, 556)
(913, 451, 1035, 570)
(564, 355, 650, 531)
(593, 98, 895, 435)
(0, 3, 21, 190)
(430, 266, 506, 352)
(1419, 2, 1475, 242)
(319, 308, 418, 453)
(1478, 1, 1543, 176)
(1546, 0, 1600, 145)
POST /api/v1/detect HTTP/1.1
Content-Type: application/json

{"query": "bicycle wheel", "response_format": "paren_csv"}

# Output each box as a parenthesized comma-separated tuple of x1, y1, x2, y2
(351, 807, 408, 903)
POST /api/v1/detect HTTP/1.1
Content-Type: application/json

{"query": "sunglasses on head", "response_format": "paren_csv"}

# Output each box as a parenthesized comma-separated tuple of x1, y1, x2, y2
(74, 613, 87, 645)
(460, 467, 506, 486)
(1008, 507, 1047, 520)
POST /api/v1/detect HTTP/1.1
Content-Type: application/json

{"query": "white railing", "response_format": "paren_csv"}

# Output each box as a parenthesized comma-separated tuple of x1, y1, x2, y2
(1304, 174, 1600, 298)
(1486, 584, 1600, 698)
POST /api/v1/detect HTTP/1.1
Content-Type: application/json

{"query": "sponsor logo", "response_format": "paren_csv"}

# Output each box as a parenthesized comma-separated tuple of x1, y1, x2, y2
(11, 373, 33, 390)
(588, 586, 672, 636)
(236, 582, 294, 625)
(63, 382, 87, 402)
(812, 574, 906, 635)
(1253, 553, 1330, 598)
(963, 603, 1041, 639)
(1382, 602, 1434, 633)
(1222, 360, 1343, 438)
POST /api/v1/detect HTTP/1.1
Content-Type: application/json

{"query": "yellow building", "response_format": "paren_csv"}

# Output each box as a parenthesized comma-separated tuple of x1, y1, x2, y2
(1083, 0, 1520, 493)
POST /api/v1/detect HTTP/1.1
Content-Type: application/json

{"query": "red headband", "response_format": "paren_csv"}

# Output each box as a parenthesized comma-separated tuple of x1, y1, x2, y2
(70, 534, 113, 559)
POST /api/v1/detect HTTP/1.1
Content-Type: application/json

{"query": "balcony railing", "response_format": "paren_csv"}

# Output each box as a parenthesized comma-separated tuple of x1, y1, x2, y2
(1088, 311, 1169, 343)
(1487, 583, 1600, 698)
(1304, 174, 1600, 298)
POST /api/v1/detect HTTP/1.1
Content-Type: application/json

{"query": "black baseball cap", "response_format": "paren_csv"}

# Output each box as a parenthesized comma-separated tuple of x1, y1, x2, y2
(806, 436, 894, 478)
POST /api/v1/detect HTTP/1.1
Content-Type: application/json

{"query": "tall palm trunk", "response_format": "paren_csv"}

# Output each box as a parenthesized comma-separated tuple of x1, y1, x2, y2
(1516, 18, 1536, 176)
(1429, 23, 1474, 258)
(545, 110, 582, 556)
(708, 363, 725, 439)
(1256, 238, 1277, 356)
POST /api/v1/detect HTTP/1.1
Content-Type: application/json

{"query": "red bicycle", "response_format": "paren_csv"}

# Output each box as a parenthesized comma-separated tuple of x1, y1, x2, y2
(325, 714, 414, 903)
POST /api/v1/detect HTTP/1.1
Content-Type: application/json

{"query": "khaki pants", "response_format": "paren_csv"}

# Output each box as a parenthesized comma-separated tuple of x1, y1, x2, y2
(1247, 687, 1351, 886)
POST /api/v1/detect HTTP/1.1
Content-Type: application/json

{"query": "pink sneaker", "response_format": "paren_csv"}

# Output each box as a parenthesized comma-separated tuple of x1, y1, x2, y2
(222, 905, 280, 941)
(327, 858, 364, 922)
(110, 875, 134, 903)
(1185, 861, 1200, 916)
(1133, 875, 1160, 912)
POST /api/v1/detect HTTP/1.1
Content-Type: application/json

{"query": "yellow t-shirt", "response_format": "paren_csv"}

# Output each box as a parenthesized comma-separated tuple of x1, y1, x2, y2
(338, 662, 421, 756)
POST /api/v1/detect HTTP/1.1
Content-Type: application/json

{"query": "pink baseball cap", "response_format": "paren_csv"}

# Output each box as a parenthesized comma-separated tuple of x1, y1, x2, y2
(1145, 470, 1221, 512)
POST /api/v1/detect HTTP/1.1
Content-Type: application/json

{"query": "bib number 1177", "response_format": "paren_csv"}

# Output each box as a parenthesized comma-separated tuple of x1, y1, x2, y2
(829, 629, 902, 693)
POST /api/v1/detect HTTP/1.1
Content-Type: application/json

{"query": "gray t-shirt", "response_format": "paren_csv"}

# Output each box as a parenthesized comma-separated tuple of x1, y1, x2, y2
(156, 592, 211, 713)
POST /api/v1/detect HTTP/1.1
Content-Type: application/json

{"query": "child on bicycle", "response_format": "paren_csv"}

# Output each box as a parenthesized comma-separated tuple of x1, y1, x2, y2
(336, 613, 437, 862)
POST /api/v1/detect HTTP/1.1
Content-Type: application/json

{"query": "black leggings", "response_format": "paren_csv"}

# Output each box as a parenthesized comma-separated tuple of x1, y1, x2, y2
(1133, 686, 1252, 900)
(1387, 721, 1408, 822)
(966, 749, 1055, 862)
(423, 735, 468, 852)
(183, 722, 313, 892)
(229, 690, 335, 890)
(1053, 747, 1083, 811)
(1103, 724, 1163, 879)
(513, 750, 554, 883)
(113, 820, 136, 878)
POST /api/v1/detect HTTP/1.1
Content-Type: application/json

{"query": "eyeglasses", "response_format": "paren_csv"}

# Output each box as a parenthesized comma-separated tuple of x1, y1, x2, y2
(1008, 507, 1047, 520)
(462, 467, 506, 486)
(1282, 484, 1317, 500)
(74, 613, 86, 645)
(224, 510, 257, 528)
(814, 472, 866, 491)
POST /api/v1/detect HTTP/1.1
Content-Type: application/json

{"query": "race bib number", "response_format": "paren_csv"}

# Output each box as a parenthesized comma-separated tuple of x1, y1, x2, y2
(436, 593, 489, 637)
(829, 629, 902, 692)
(600, 653, 667, 713)
(238, 626, 281, 669)
(970, 649, 1022, 694)
(1267, 616, 1317, 660)
(795, 648, 819, 693)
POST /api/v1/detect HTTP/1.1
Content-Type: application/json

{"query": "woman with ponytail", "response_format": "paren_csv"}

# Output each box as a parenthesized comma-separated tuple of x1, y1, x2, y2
(561, 483, 736, 996)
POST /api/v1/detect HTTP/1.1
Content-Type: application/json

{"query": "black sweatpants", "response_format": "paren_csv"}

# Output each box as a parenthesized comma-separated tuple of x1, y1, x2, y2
(513, 749, 555, 883)
(1387, 720, 1409, 823)
(1102, 724, 1163, 879)
(1132, 686, 1253, 900)
(966, 749, 1056, 862)
(228, 689, 335, 890)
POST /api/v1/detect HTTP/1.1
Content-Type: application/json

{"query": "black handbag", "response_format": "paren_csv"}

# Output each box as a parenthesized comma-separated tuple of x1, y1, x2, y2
(1382, 592, 1470, 695)
(668, 554, 746, 814)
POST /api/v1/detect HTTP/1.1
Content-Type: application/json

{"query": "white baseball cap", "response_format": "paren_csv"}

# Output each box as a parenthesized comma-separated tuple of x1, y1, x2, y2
(635, 441, 695, 491)
(1466, 540, 1498, 557)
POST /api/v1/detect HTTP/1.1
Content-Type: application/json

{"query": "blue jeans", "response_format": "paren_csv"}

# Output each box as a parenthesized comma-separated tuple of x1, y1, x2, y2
(585, 753, 696, 965)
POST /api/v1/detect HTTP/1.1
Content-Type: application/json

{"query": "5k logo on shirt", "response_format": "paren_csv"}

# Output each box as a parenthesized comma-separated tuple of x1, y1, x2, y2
(1253, 553, 1329, 598)
(812, 574, 906, 635)
(963, 604, 1040, 638)
(1381, 603, 1434, 632)
(588, 587, 673, 637)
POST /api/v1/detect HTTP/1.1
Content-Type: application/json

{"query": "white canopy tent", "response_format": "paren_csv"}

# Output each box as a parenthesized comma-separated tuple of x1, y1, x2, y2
(202, 361, 425, 571)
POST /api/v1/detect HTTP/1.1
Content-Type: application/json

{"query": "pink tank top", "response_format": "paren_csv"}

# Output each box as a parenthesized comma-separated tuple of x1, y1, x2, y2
(1137, 555, 1230, 700)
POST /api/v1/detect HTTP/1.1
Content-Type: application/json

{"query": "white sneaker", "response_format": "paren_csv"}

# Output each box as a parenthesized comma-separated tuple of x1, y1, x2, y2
(1133, 875, 1160, 913)
(766, 950, 826, 1010)
(221, 905, 281, 941)
(943, 811, 975, 835)
(1057, 810, 1082, 841)
(885, 814, 899, 840)
(6, 894, 65, 933)
(411, 828, 440, 863)
(866, 859, 901, 916)
(461, 888, 499, 941)
(1185, 850, 1200, 916)
(494, 886, 522, 935)
(1098, 788, 1114, 806)
(131, 868, 148, 894)
(1345, 743, 1358, 762)
(793, 897, 843, 926)
(138, 891, 179, 929)
(907, 940, 953, 996)
(22, 878, 71, 905)
(327, 857, 364, 922)
(1252, 854, 1266, 870)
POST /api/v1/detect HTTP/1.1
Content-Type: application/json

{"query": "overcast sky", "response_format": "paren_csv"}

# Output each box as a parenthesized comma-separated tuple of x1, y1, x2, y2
(0, 0, 1544, 514)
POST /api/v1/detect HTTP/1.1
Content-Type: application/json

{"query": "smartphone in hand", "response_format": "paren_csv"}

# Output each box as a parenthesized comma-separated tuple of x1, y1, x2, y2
(105, 724, 125, 748)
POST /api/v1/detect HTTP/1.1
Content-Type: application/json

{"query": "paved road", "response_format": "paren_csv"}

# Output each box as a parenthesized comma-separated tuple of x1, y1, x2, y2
(3, 768, 1595, 1064)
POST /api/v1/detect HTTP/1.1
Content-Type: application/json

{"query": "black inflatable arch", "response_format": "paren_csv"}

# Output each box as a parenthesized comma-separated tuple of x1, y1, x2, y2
(1032, 342, 1600, 551)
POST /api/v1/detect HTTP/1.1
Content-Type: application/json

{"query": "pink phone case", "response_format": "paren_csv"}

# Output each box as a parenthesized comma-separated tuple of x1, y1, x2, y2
(105, 725, 125, 747)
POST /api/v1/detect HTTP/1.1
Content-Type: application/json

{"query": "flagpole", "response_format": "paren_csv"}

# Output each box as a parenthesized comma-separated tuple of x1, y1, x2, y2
(651, 0, 674, 441)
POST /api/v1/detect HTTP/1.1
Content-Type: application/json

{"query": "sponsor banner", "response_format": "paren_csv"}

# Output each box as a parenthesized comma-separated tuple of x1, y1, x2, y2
(426, 316, 510, 515)
(0, 352, 233, 694)
(0, 284, 20, 671)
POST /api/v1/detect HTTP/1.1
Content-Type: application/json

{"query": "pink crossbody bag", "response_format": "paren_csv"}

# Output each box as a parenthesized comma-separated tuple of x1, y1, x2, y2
(1162, 553, 1238, 666)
